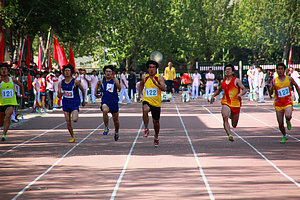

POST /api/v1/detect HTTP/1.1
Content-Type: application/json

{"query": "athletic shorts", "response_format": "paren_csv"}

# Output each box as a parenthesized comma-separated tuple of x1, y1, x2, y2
(229, 106, 240, 116)
(63, 104, 79, 113)
(40, 92, 46, 96)
(142, 101, 161, 120)
(101, 103, 119, 114)
(0, 105, 14, 112)
(274, 104, 293, 112)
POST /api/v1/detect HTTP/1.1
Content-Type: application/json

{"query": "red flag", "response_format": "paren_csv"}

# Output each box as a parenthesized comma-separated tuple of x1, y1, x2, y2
(69, 43, 75, 69)
(26, 38, 31, 66)
(47, 49, 52, 70)
(16, 49, 22, 67)
(288, 45, 292, 68)
(61, 44, 66, 58)
(0, 29, 4, 62)
(27, 74, 32, 91)
(53, 36, 67, 70)
(38, 45, 43, 71)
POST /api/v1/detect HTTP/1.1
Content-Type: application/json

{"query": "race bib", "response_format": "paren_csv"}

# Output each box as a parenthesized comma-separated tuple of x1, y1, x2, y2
(277, 87, 290, 98)
(2, 89, 14, 99)
(106, 83, 114, 93)
(145, 88, 157, 97)
(64, 90, 74, 98)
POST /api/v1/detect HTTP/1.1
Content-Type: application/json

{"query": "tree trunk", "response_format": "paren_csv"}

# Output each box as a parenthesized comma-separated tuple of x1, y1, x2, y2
(282, 42, 290, 63)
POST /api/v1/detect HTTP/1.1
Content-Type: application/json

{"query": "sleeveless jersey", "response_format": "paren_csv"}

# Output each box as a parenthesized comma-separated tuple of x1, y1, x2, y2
(221, 77, 241, 108)
(38, 77, 46, 92)
(101, 78, 119, 105)
(142, 74, 161, 107)
(61, 78, 80, 106)
(0, 77, 18, 106)
(274, 76, 292, 107)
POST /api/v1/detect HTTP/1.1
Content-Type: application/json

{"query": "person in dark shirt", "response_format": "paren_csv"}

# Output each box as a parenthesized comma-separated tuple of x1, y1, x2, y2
(128, 69, 137, 99)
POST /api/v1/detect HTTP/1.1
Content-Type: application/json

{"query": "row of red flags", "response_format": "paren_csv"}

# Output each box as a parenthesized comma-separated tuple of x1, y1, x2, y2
(0, 29, 75, 71)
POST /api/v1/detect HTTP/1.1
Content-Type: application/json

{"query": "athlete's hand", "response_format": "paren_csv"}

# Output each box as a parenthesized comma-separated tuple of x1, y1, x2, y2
(236, 94, 242, 100)
(210, 97, 215, 104)
(21, 95, 30, 100)
(82, 101, 86, 107)
(137, 95, 141, 101)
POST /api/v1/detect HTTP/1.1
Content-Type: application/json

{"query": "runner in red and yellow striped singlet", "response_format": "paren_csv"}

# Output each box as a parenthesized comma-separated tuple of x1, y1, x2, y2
(211, 64, 246, 142)
(270, 63, 300, 143)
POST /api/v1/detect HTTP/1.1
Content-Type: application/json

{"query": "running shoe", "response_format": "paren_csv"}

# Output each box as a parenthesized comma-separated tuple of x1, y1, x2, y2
(114, 133, 119, 141)
(1, 133, 6, 141)
(280, 136, 287, 143)
(69, 137, 75, 143)
(103, 127, 109, 135)
(144, 128, 149, 137)
(286, 120, 292, 130)
(228, 134, 234, 142)
(154, 138, 159, 147)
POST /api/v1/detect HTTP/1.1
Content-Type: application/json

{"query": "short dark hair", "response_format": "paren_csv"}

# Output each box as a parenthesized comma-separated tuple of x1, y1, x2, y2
(224, 64, 234, 72)
(146, 60, 159, 69)
(276, 62, 287, 70)
(62, 64, 75, 74)
(0, 63, 10, 71)
(103, 65, 115, 73)
(92, 70, 96, 73)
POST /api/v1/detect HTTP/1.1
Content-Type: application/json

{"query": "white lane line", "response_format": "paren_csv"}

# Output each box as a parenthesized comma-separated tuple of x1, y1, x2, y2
(175, 103, 215, 200)
(110, 121, 143, 200)
(12, 121, 105, 200)
(2, 109, 93, 156)
(241, 110, 300, 142)
(202, 105, 300, 188)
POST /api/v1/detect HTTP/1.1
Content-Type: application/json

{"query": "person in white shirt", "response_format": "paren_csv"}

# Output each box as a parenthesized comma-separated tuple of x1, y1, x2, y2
(90, 70, 99, 103)
(290, 67, 300, 103)
(253, 66, 259, 100)
(46, 73, 55, 110)
(247, 66, 254, 92)
(52, 70, 60, 108)
(205, 68, 215, 99)
(257, 66, 265, 103)
(79, 68, 90, 103)
(118, 69, 131, 104)
(192, 69, 201, 99)
(32, 73, 41, 112)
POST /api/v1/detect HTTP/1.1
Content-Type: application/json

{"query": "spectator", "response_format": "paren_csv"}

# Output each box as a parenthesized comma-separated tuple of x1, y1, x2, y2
(118, 68, 131, 104)
(257, 66, 265, 103)
(128, 69, 137, 99)
(205, 68, 215, 99)
(46, 72, 55, 110)
(164, 62, 176, 94)
(264, 69, 273, 99)
(192, 69, 201, 99)
(90, 70, 99, 103)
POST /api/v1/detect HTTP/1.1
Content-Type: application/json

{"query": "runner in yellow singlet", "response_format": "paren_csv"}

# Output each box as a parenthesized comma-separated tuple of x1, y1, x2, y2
(137, 60, 166, 147)
(0, 63, 28, 141)
(270, 63, 300, 143)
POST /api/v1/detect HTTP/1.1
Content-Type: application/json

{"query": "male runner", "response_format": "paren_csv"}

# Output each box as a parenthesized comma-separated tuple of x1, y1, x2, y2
(95, 65, 121, 141)
(137, 60, 166, 147)
(210, 64, 246, 142)
(270, 63, 300, 143)
(58, 64, 85, 143)
(0, 63, 28, 141)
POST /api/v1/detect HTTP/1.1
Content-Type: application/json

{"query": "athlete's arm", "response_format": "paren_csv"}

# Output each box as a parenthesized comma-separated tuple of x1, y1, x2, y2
(12, 78, 29, 99)
(95, 80, 102, 98)
(113, 77, 121, 90)
(137, 76, 145, 101)
(210, 81, 223, 104)
(290, 76, 300, 98)
(151, 75, 166, 92)
(75, 80, 85, 106)
(269, 78, 275, 96)
(235, 78, 247, 100)
(57, 81, 63, 98)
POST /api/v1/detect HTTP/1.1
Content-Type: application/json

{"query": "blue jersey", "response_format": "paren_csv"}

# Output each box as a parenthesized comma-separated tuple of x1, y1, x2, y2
(102, 78, 119, 105)
(61, 78, 80, 107)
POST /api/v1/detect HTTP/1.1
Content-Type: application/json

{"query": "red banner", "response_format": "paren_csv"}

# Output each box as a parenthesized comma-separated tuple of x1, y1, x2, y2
(53, 36, 67, 70)
(69, 43, 75, 69)
(0, 30, 4, 62)
(26, 38, 31, 67)
(38, 45, 43, 71)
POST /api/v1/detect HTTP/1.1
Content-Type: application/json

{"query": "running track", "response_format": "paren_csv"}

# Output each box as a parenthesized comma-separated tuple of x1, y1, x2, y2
(0, 95, 300, 199)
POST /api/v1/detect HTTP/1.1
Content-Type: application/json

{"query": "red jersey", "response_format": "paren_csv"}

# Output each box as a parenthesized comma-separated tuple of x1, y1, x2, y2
(221, 77, 241, 108)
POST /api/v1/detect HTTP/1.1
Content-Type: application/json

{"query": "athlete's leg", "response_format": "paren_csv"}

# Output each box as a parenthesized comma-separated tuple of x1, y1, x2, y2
(41, 95, 46, 109)
(71, 110, 79, 123)
(142, 104, 150, 128)
(284, 106, 293, 122)
(275, 110, 286, 136)
(3, 107, 13, 136)
(64, 112, 74, 139)
(0, 112, 5, 127)
(153, 119, 160, 139)
(231, 113, 240, 128)
(112, 112, 119, 133)
(102, 104, 110, 127)
(221, 105, 231, 136)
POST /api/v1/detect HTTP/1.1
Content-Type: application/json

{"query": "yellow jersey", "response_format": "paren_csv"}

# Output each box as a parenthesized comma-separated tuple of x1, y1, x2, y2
(0, 77, 18, 106)
(273, 75, 292, 108)
(143, 74, 161, 107)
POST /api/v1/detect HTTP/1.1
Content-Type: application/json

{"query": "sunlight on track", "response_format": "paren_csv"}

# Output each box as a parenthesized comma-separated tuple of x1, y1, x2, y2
(175, 102, 215, 200)
(202, 105, 300, 189)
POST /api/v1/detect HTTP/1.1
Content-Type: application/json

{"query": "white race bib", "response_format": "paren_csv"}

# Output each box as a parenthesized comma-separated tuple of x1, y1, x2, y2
(2, 89, 14, 99)
(106, 83, 114, 93)
(145, 88, 157, 97)
(64, 90, 74, 98)
(277, 87, 290, 98)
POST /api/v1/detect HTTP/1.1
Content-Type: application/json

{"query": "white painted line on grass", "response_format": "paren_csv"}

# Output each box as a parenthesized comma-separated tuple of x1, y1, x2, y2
(110, 121, 143, 200)
(175, 103, 215, 200)
(202, 105, 300, 188)
(12, 121, 105, 200)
